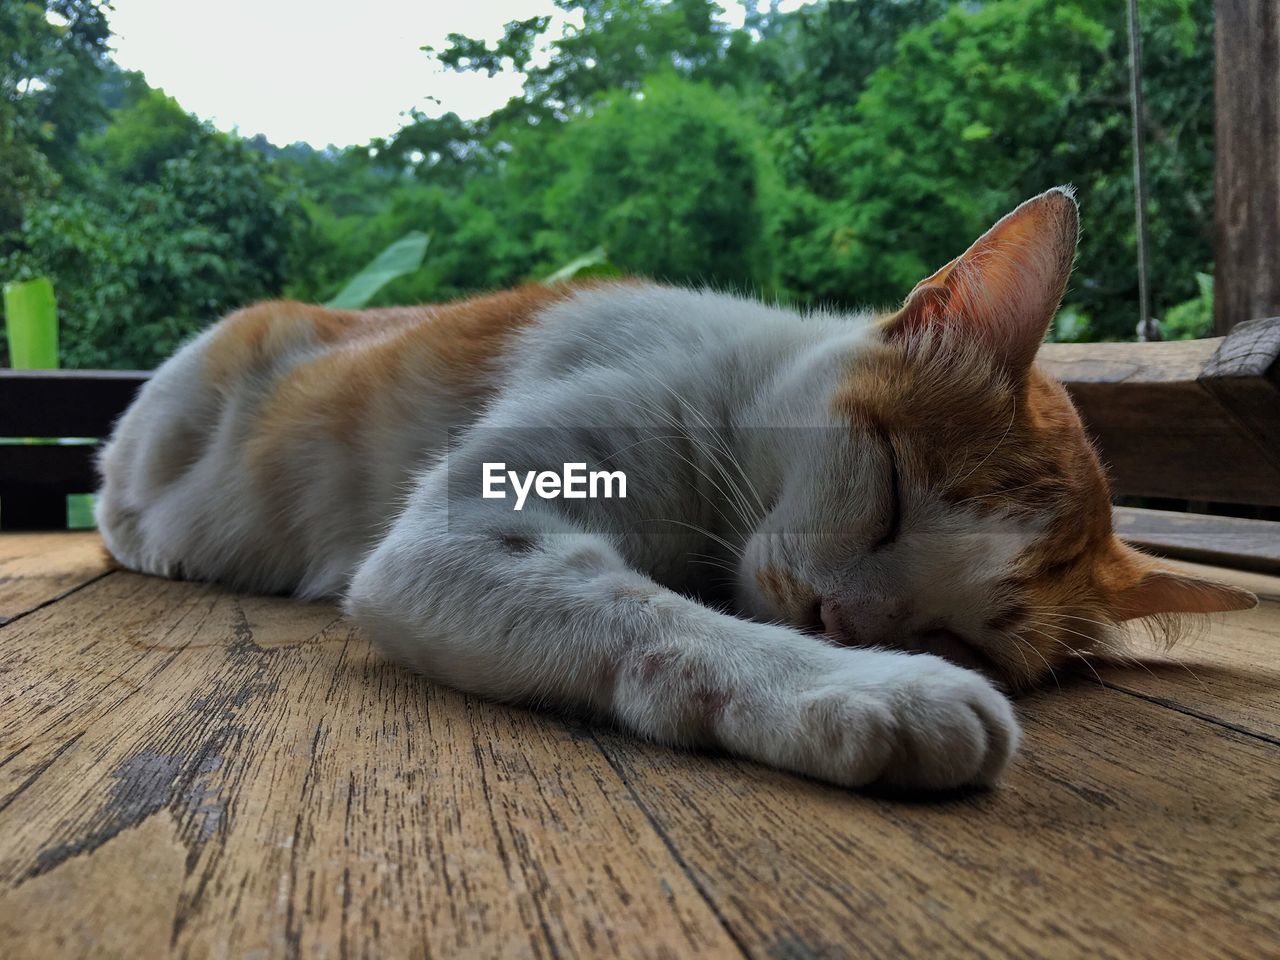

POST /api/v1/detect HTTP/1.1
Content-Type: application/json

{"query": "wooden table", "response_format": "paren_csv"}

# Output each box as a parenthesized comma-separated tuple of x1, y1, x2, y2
(1, 532, 1277, 959)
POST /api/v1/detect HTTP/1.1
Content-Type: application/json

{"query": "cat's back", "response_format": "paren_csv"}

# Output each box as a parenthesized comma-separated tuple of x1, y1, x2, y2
(95, 284, 586, 595)
(95, 280, 820, 595)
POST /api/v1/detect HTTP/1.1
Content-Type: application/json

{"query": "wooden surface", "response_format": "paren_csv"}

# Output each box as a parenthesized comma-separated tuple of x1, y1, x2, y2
(1039, 316, 1280, 505)
(0, 531, 112, 624)
(1, 533, 1278, 959)
(1214, 0, 1280, 334)
(1115, 505, 1280, 574)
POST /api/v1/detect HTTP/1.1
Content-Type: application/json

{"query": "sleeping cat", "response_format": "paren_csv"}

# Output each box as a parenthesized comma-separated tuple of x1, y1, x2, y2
(96, 187, 1255, 791)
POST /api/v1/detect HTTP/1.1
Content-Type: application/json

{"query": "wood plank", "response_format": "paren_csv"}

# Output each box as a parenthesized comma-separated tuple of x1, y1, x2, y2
(1039, 318, 1280, 506)
(4, 538, 1278, 957)
(0, 532, 111, 624)
(0, 573, 743, 959)
(1091, 559, 1280, 742)
(0, 444, 99, 531)
(1115, 506, 1280, 575)
(1214, 0, 1280, 334)
(0, 369, 148, 439)
(0, 444, 98, 497)
(594, 684, 1279, 960)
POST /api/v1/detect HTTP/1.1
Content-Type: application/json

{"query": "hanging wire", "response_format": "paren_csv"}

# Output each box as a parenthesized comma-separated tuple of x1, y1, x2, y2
(1127, 0, 1161, 341)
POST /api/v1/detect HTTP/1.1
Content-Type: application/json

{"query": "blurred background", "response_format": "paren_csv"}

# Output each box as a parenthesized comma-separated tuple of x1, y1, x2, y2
(1, 0, 1217, 371)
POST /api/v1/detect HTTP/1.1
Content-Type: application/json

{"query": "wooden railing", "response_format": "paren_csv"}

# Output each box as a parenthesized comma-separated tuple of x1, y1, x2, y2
(1039, 315, 1280, 506)
(0, 370, 149, 530)
(1, 318, 1278, 569)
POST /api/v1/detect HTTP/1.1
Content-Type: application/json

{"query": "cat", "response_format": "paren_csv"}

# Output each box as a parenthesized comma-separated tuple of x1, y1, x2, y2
(95, 187, 1256, 791)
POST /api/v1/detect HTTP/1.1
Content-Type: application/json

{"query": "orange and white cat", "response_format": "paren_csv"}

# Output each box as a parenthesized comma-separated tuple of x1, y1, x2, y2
(96, 188, 1254, 790)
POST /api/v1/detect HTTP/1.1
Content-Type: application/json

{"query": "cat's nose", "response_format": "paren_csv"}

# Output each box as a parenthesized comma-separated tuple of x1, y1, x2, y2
(819, 594, 910, 646)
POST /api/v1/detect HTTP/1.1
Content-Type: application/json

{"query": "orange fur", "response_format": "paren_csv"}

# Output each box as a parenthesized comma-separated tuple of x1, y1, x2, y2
(831, 331, 1127, 687)
(209, 284, 613, 532)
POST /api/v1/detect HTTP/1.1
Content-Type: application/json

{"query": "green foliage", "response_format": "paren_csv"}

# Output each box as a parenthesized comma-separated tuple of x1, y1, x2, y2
(533, 74, 778, 288)
(3, 0, 1222, 370)
(0, 1, 110, 237)
(434, 0, 735, 121)
(90, 86, 204, 183)
(4, 133, 304, 368)
(1162, 272, 1213, 340)
(326, 231, 431, 308)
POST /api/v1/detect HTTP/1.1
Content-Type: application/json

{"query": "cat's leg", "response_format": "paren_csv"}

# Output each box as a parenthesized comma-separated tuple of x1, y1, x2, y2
(345, 489, 1019, 791)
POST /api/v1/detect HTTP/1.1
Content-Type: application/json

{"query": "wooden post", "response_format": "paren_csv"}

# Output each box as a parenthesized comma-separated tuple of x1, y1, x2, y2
(1214, 0, 1280, 334)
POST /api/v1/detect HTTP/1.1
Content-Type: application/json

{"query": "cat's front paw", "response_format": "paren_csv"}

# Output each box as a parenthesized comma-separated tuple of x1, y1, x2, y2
(732, 652, 1020, 790)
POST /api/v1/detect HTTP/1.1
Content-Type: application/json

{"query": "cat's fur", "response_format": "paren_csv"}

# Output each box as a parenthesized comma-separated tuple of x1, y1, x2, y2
(96, 188, 1255, 790)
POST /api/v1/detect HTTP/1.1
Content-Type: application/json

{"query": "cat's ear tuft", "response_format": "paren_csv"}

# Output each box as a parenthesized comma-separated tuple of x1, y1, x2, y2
(883, 186, 1079, 375)
(1110, 568, 1258, 622)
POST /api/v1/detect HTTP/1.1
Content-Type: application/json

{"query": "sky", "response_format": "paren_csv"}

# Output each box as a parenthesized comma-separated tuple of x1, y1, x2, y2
(105, 1, 813, 149)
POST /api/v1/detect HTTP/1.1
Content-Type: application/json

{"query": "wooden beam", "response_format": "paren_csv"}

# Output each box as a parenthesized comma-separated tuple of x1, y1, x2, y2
(0, 370, 148, 439)
(1115, 505, 1280, 574)
(0, 444, 98, 531)
(1040, 316, 1280, 505)
(1214, 0, 1280, 334)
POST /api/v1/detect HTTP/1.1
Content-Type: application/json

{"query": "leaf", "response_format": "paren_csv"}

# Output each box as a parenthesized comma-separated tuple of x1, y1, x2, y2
(3, 276, 59, 369)
(325, 231, 430, 309)
(543, 246, 619, 284)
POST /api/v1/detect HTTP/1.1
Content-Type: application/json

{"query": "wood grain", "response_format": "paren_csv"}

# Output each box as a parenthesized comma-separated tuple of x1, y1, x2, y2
(594, 685, 1280, 960)
(1115, 506, 1280, 574)
(1214, 0, 1280, 334)
(1039, 319, 1280, 505)
(1090, 560, 1280, 742)
(1, 534, 1278, 959)
(0, 531, 111, 624)
(0, 573, 741, 959)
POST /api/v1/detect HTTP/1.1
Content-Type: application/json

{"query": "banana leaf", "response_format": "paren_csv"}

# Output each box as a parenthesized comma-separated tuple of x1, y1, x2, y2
(325, 231, 430, 309)
(543, 247, 620, 284)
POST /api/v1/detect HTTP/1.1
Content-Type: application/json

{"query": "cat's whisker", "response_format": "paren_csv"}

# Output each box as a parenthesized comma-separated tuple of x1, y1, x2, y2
(1024, 616, 1105, 649)
(998, 628, 1035, 679)
(1021, 623, 1102, 687)
(1009, 631, 1059, 691)
(952, 479, 1044, 507)
(1025, 612, 1203, 684)
(638, 517, 744, 560)
(580, 391, 764, 540)
(573, 345, 770, 525)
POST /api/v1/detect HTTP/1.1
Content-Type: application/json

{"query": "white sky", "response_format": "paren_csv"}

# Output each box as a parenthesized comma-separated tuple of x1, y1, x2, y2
(106, 1, 813, 149)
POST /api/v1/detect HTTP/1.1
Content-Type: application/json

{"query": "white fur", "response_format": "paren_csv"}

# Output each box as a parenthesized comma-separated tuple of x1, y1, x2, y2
(98, 284, 1021, 790)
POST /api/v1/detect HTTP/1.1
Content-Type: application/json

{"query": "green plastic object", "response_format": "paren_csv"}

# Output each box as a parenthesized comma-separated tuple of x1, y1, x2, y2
(325, 231, 430, 309)
(3, 276, 59, 369)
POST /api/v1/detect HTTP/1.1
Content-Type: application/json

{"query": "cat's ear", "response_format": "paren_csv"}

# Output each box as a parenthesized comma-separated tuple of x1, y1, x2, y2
(1110, 567, 1257, 621)
(883, 186, 1079, 375)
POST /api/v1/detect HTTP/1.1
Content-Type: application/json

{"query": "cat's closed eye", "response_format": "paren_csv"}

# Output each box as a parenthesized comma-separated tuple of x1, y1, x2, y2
(871, 435, 902, 550)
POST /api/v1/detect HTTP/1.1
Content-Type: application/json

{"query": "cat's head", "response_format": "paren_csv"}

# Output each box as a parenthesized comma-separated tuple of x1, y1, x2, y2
(740, 187, 1256, 690)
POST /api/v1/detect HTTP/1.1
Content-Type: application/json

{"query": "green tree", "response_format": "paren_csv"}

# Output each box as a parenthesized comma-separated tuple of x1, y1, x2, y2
(90, 85, 204, 183)
(6, 130, 305, 368)
(1, 1, 111, 238)
(771, 0, 1213, 338)
(533, 74, 778, 288)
